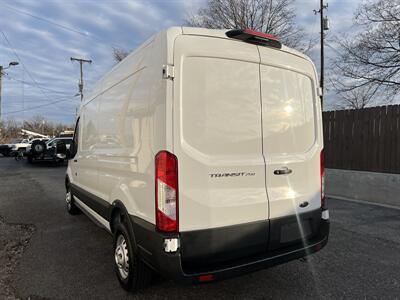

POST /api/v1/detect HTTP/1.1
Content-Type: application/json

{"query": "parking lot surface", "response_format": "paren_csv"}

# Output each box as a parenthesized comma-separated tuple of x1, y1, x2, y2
(0, 157, 399, 299)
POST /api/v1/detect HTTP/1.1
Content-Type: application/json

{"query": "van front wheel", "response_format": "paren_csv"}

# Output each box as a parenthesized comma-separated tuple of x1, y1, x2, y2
(113, 221, 152, 292)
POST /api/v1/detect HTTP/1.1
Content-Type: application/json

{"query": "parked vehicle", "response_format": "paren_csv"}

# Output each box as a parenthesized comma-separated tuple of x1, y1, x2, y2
(59, 130, 74, 137)
(65, 27, 329, 292)
(27, 137, 72, 163)
(0, 143, 13, 157)
(25, 137, 64, 154)
(46, 137, 72, 150)
(1, 138, 33, 156)
(24, 138, 49, 153)
(10, 138, 31, 156)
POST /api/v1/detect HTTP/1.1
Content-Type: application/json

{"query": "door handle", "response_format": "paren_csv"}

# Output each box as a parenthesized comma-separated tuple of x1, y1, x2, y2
(274, 167, 292, 175)
(73, 159, 78, 162)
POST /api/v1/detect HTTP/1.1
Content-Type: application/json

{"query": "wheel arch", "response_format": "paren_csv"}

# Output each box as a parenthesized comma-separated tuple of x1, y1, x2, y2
(65, 175, 70, 190)
(110, 200, 138, 253)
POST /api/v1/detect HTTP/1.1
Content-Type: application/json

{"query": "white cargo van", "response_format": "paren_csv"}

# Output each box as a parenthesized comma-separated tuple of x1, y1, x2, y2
(66, 27, 329, 291)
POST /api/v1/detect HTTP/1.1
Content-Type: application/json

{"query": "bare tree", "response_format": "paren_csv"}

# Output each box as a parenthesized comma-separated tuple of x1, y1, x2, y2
(329, 78, 381, 109)
(0, 119, 20, 143)
(331, 0, 400, 106)
(112, 0, 311, 62)
(0, 116, 72, 143)
(24, 115, 72, 137)
(112, 47, 129, 63)
(185, 0, 307, 50)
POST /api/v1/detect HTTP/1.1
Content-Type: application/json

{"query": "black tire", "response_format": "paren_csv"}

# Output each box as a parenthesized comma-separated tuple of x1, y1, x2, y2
(31, 140, 46, 158)
(113, 219, 152, 292)
(15, 150, 24, 161)
(66, 185, 81, 215)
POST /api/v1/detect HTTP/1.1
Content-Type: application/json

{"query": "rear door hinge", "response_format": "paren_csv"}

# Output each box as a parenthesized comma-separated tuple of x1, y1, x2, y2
(163, 64, 174, 79)
(317, 87, 323, 97)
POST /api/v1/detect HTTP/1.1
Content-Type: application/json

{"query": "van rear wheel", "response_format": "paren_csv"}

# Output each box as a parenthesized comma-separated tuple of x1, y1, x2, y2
(66, 186, 81, 215)
(113, 220, 152, 292)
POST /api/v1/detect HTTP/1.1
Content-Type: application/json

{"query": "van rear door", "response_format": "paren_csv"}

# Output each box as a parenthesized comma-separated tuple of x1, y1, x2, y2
(173, 35, 269, 264)
(258, 47, 323, 249)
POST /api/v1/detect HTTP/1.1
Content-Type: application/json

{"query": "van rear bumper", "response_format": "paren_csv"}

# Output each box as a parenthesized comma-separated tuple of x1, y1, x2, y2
(131, 209, 329, 284)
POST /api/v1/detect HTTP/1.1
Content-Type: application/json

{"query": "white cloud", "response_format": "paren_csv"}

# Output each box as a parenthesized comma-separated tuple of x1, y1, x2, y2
(0, 0, 364, 122)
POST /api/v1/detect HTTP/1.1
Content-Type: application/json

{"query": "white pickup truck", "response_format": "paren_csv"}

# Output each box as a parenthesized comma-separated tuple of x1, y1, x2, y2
(10, 139, 31, 155)
(10, 138, 48, 156)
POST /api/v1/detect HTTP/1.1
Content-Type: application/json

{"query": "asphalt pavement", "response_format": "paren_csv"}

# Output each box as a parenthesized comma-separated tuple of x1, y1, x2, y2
(0, 157, 399, 299)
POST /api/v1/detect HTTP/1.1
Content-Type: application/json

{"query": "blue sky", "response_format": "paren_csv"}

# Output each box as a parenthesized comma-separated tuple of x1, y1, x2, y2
(0, 0, 361, 124)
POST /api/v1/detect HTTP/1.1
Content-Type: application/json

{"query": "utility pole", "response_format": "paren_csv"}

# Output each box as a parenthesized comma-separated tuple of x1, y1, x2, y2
(0, 66, 2, 123)
(70, 57, 92, 101)
(0, 61, 19, 124)
(314, 0, 329, 109)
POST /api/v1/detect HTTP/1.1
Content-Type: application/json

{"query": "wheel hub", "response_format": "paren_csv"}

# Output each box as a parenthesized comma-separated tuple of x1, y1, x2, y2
(66, 190, 71, 208)
(115, 235, 129, 279)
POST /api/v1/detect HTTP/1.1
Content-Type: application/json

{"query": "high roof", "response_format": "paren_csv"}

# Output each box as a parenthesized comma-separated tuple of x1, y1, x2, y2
(179, 27, 311, 63)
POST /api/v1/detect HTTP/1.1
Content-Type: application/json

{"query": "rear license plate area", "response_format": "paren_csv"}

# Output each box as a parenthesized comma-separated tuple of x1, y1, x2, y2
(280, 220, 312, 243)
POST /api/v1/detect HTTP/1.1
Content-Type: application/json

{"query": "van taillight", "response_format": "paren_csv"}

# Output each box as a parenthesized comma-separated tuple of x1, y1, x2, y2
(155, 151, 178, 232)
(320, 149, 325, 208)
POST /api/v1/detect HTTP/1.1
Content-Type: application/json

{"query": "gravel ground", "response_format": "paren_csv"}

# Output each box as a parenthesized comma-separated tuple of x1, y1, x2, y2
(0, 217, 35, 300)
(0, 157, 399, 299)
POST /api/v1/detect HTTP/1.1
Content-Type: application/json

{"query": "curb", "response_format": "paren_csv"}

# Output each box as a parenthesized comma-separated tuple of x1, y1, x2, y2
(328, 194, 400, 211)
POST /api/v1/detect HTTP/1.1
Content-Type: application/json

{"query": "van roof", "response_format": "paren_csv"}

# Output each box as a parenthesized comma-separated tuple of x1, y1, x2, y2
(179, 27, 311, 63)
(82, 26, 314, 106)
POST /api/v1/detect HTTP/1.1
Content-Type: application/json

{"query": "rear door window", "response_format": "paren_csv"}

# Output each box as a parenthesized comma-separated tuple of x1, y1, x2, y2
(181, 57, 262, 156)
(260, 66, 316, 155)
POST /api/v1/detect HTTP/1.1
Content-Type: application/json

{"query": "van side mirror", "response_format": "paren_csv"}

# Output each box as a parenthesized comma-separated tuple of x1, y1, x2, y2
(69, 141, 76, 159)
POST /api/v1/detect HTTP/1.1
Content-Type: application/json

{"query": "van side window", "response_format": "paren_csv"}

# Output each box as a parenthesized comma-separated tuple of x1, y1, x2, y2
(73, 118, 80, 154)
(81, 101, 98, 151)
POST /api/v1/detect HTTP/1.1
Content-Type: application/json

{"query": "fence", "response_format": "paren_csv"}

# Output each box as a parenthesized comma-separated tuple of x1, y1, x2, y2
(323, 105, 400, 174)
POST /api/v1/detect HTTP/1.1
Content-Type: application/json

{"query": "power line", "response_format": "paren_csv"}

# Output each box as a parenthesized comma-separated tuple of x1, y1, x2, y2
(1, 26, 102, 108)
(4, 94, 75, 102)
(0, 4, 121, 107)
(4, 95, 75, 104)
(4, 76, 71, 95)
(0, 28, 68, 106)
(2, 98, 75, 116)
(2, 3, 89, 37)
(0, 3, 124, 49)
(0, 31, 78, 113)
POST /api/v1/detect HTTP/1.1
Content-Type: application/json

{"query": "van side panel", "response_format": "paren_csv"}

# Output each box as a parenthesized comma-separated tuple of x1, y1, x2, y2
(95, 37, 159, 223)
(173, 35, 269, 232)
(76, 98, 100, 197)
(70, 28, 181, 226)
